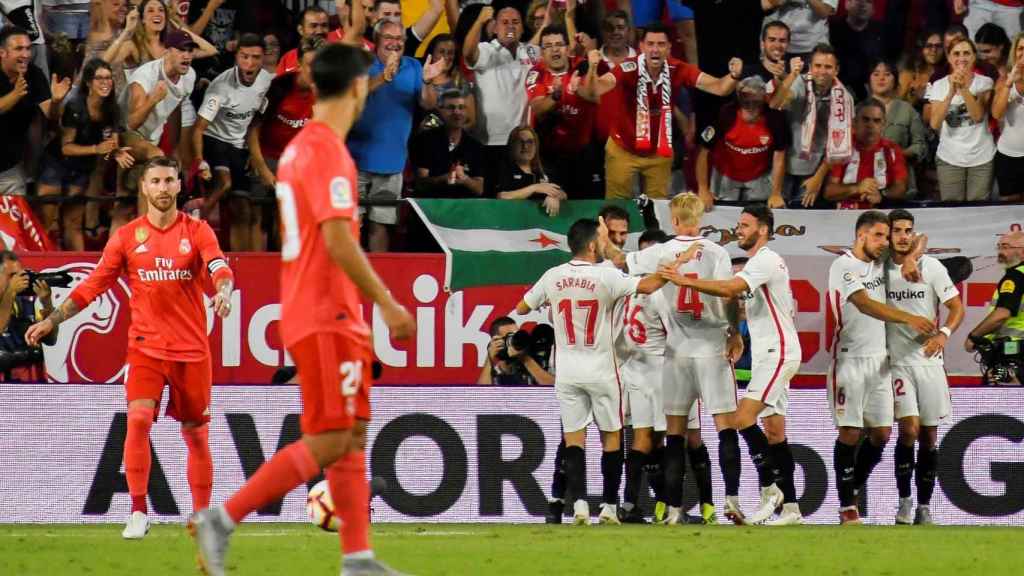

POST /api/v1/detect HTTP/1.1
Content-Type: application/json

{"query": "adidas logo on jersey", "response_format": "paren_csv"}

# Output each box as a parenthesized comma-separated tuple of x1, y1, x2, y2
(888, 288, 926, 302)
(134, 244, 148, 254)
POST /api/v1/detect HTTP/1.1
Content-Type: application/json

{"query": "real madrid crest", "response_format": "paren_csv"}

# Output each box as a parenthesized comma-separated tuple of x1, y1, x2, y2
(179, 238, 191, 254)
(135, 227, 149, 243)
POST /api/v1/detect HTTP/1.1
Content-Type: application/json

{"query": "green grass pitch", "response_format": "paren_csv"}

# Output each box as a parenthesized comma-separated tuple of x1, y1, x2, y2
(2, 523, 1021, 575)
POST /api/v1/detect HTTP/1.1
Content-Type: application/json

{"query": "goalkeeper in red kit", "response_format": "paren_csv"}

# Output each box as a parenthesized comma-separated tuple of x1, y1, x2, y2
(26, 156, 234, 540)
(190, 44, 415, 576)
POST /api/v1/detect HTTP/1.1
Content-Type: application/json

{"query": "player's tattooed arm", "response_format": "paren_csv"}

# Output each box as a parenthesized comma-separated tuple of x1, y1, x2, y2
(47, 299, 80, 327)
(211, 278, 233, 319)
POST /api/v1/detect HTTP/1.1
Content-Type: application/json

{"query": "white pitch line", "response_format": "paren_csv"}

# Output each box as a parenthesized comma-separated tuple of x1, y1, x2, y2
(0, 529, 477, 538)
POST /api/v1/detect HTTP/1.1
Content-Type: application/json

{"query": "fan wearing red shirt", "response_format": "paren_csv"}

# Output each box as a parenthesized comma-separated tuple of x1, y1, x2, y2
(26, 157, 234, 540)
(824, 98, 908, 209)
(249, 36, 320, 204)
(526, 25, 604, 198)
(191, 45, 415, 576)
(589, 22, 744, 199)
(697, 76, 789, 209)
(323, 0, 368, 49)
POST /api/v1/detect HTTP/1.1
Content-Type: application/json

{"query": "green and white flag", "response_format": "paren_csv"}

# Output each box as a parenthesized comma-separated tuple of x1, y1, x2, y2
(408, 199, 645, 291)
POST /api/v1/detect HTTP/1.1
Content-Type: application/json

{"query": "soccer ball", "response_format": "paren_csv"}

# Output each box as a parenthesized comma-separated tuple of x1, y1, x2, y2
(306, 480, 340, 532)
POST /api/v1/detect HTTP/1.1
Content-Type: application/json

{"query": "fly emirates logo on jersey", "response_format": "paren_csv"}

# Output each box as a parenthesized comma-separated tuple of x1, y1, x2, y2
(137, 256, 194, 283)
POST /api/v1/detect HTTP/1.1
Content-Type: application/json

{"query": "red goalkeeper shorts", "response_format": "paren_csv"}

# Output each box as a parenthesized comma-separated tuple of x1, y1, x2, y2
(288, 331, 373, 435)
(124, 348, 212, 424)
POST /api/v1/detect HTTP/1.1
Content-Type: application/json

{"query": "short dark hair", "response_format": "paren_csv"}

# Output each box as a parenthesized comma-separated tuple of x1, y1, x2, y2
(603, 10, 630, 28)
(439, 88, 465, 107)
(975, 22, 1011, 52)
(0, 250, 19, 264)
(0, 25, 30, 48)
(638, 228, 670, 246)
(641, 21, 673, 42)
(238, 33, 265, 51)
(761, 20, 790, 41)
(539, 25, 568, 45)
(489, 316, 517, 336)
(810, 43, 837, 62)
(568, 219, 599, 256)
(300, 6, 328, 23)
(856, 97, 887, 118)
(945, 23, 969, 39)
(888, 208, 915, 227)
(312, 44, 374, 98)
(741, 204, 774, 233)
(142, 156, 180, 178)
(856, 210, 890, 232)
(598, 204, 630, 225)
(374, 0, 400, 9)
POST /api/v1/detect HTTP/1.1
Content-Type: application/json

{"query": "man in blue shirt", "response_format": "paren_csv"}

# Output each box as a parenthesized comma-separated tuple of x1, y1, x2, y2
(347, 19, 444, 252)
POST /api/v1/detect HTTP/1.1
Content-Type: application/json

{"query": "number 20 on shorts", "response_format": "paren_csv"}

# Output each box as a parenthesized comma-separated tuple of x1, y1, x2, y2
(340, 361, 362, 396)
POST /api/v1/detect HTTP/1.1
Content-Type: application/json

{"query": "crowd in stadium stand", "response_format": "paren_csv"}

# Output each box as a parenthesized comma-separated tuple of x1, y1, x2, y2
(0, 0, 1022, 253)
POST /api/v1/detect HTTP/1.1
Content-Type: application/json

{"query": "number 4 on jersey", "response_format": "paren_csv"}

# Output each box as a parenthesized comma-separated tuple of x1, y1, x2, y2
(676, 273, 703, 320)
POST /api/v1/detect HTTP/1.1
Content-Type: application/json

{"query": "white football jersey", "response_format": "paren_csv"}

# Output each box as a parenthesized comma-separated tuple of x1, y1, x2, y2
(736, 247, 802, 362)
(886, 255, 959, 366)
(619, 290, 670, 358)
(199, 66, 273, 149)
(827, 251, 887, 358)
(626, 236, 733, 358)
(523, 260, 640, 384)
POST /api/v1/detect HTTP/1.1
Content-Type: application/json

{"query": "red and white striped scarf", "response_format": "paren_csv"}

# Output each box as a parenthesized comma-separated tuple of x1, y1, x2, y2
(801, 77, 853, 164)
(635, 54, 673, 158)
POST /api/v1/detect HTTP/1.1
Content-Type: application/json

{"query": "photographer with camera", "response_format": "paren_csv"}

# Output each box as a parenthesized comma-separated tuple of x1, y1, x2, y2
(477, 316, 554, 386)
(965, 231, 1024, 384)
(0, 251, 58, 381)
(966, 231, 1024, 349)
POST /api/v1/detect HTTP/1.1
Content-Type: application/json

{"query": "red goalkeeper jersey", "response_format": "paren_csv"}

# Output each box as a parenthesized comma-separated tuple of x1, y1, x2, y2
(68, 212, 234, 362)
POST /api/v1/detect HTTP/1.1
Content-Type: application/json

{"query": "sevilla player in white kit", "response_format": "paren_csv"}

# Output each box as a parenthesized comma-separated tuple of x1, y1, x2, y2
(615, 228, 707, 523)
(826, 210, 934, 525)
(516, 218, 667, 525)
(660, 205, 804, 525)
(606, 194, 745, 525)
(886, 210, 964, 526)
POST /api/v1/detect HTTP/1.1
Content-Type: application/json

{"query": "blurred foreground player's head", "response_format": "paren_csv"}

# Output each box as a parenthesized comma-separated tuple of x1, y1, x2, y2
(311, 43, 374, 121)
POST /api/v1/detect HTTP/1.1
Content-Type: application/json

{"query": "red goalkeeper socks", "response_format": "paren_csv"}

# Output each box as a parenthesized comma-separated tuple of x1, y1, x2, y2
(124, 405, 155, 514)
(181, 423, 213, 512)
(327, 450, 371, 555)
